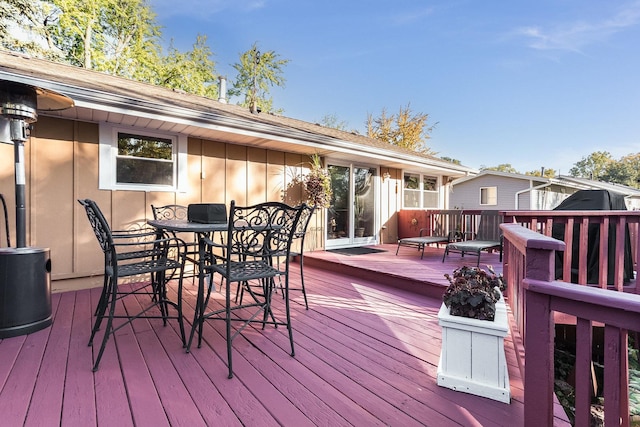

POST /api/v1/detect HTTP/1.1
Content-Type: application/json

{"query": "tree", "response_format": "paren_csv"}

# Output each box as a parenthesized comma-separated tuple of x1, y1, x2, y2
(98, 0, 162, 80)
(319, 113, 349, 131)
(228, 42, 290, 114)
(601, 153, 640, 189)
(51, 0, 161, 75)
(568, 151, 613, 180)
(156, 34, 218, 99)
(525, 168, 556, 178)
(366, 104, 436, 154)
(440, 156, 461, 165)
(0, 0, 62, 59)
(3, 0, 219, 97)
(480, 164, 519, 174)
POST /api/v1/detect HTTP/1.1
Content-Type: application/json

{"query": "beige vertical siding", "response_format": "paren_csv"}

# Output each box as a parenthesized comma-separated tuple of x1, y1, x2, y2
(0, 116, 401, 292)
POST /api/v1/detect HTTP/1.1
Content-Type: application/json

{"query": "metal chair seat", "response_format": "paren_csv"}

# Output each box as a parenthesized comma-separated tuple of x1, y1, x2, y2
(210, 260, 283, 282)
(107, 257, 183, 277)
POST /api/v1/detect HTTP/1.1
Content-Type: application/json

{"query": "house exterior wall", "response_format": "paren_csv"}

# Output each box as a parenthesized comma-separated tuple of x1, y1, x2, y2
(450, 175, 535, 210)
(532, 187, 574, 210)
(0, 116, 404, 292)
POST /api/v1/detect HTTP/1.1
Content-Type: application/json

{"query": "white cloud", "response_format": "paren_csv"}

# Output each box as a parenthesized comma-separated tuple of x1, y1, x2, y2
(514, 1, 640, 52)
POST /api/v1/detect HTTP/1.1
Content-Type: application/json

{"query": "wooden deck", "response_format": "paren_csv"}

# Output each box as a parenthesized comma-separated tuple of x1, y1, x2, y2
(0, 244, 561, 426)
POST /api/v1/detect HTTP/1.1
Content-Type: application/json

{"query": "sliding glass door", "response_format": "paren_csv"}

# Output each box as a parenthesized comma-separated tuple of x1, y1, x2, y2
(326, 162, 377, 248)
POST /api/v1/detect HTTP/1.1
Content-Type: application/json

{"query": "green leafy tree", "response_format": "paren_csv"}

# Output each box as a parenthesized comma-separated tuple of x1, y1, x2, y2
(568, 151, 613, 180)
(601, 153, 640, 188)
(51, 0, 161, 75)
(526, 168, 556, 178)
(480, 164, 519, 174)
(319, 113, 349, 131)
(366, 103, 436, 154)
(440, 156, 461, 165)
(156, 34, 218, 98)
(0, 0, 62, 59)
(51, 0, 106, 69)
(98, 0, 162, 80)
(228, 42, 290, 113)
(4, 0, 218, 97)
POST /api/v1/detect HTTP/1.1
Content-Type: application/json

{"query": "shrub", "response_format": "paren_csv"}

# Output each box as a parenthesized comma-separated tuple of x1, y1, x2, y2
(442, 265, 505, 321)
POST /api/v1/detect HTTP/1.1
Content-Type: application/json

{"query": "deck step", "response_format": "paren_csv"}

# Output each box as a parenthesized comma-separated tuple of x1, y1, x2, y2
(301, 253, 448, 300)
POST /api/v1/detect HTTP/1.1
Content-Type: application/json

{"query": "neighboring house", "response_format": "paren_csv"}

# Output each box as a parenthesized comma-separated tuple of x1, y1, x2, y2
(449, 170, 575, 210)
(0, 50, 475, 292)
(450, 170, 640, 211)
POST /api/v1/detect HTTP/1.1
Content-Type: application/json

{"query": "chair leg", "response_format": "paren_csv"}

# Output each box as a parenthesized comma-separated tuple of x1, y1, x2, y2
(92, 281, 118, 371)
(226, 277, 234, 379)
(187, 269, 206, 352)
(155, 271, 169, 325)
(89, 275, 113, 346)
(94, 274, 109, 316)
(175, 271, 186, 347)
(299, 255, 308, 310)
(284, 277, 295, 357)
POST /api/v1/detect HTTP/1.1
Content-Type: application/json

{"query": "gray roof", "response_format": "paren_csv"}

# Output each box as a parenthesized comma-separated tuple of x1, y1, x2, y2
(451, 169, 550, 186)
(556, 175, 640, 198)
(0, 50, 475, 176)
(451, 170, 640, 199)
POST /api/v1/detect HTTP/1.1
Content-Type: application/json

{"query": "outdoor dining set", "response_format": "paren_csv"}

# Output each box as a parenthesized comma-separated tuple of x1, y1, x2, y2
(78, 199, 314, 378)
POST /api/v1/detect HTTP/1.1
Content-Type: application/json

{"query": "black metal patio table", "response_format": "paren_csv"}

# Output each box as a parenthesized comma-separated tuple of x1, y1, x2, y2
(147, 219, 228, 235)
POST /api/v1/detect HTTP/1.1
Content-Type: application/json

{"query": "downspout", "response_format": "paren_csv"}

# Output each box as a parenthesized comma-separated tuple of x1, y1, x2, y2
(514, 180, 553, 210)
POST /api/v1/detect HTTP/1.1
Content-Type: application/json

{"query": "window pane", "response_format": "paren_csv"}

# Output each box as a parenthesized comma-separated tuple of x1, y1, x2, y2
(118, 133, 172, 160)
(117, 157, 173, 185)
(480, 187, 497, 205)
(404, 173, 420, 190)
(423, 176, 437, 191)
(423, 191, 438, 208)
(404, 190, 420, 208)
(327, 165, 350, 239)
(116, 132, 174, 186)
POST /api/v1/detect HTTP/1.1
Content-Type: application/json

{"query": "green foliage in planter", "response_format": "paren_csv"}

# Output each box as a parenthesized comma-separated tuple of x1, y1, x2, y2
(443, 266, 505, 321)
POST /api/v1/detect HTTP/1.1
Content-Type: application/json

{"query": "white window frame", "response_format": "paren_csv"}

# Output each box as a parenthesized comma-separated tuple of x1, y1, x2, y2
(402, 171, 440, 209)
(99, 123, 187, 192)
(480, 186, 498, 205)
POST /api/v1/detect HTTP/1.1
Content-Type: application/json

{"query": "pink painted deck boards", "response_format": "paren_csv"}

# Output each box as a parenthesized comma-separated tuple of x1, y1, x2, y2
(0, 244, 571, 426)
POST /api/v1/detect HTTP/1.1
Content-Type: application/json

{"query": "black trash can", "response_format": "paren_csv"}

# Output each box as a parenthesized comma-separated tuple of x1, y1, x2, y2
(0, 247, 52, 338)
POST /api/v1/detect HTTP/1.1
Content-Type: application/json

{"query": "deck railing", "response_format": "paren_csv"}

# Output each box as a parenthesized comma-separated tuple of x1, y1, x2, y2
(501, 223, 640, 427)
(502, 210, 640, 292)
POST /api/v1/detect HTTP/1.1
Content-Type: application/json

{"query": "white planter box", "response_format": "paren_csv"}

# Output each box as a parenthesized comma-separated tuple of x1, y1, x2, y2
(437, 293, 511, 403)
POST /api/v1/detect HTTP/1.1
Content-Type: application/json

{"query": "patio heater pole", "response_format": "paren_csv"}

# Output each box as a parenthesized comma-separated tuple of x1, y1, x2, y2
(10, 118, 30, 248)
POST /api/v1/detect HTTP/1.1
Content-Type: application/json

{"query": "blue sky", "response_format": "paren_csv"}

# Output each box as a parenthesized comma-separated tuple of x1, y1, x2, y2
(148, 0, 640, 174)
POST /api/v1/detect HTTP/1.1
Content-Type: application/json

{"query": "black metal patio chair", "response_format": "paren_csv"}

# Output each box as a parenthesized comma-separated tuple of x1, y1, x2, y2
(187, 200, 306, 378)
(79, 199, 186, 371)
(151, 204, 199, 279)
(287, 204, 315, 309)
